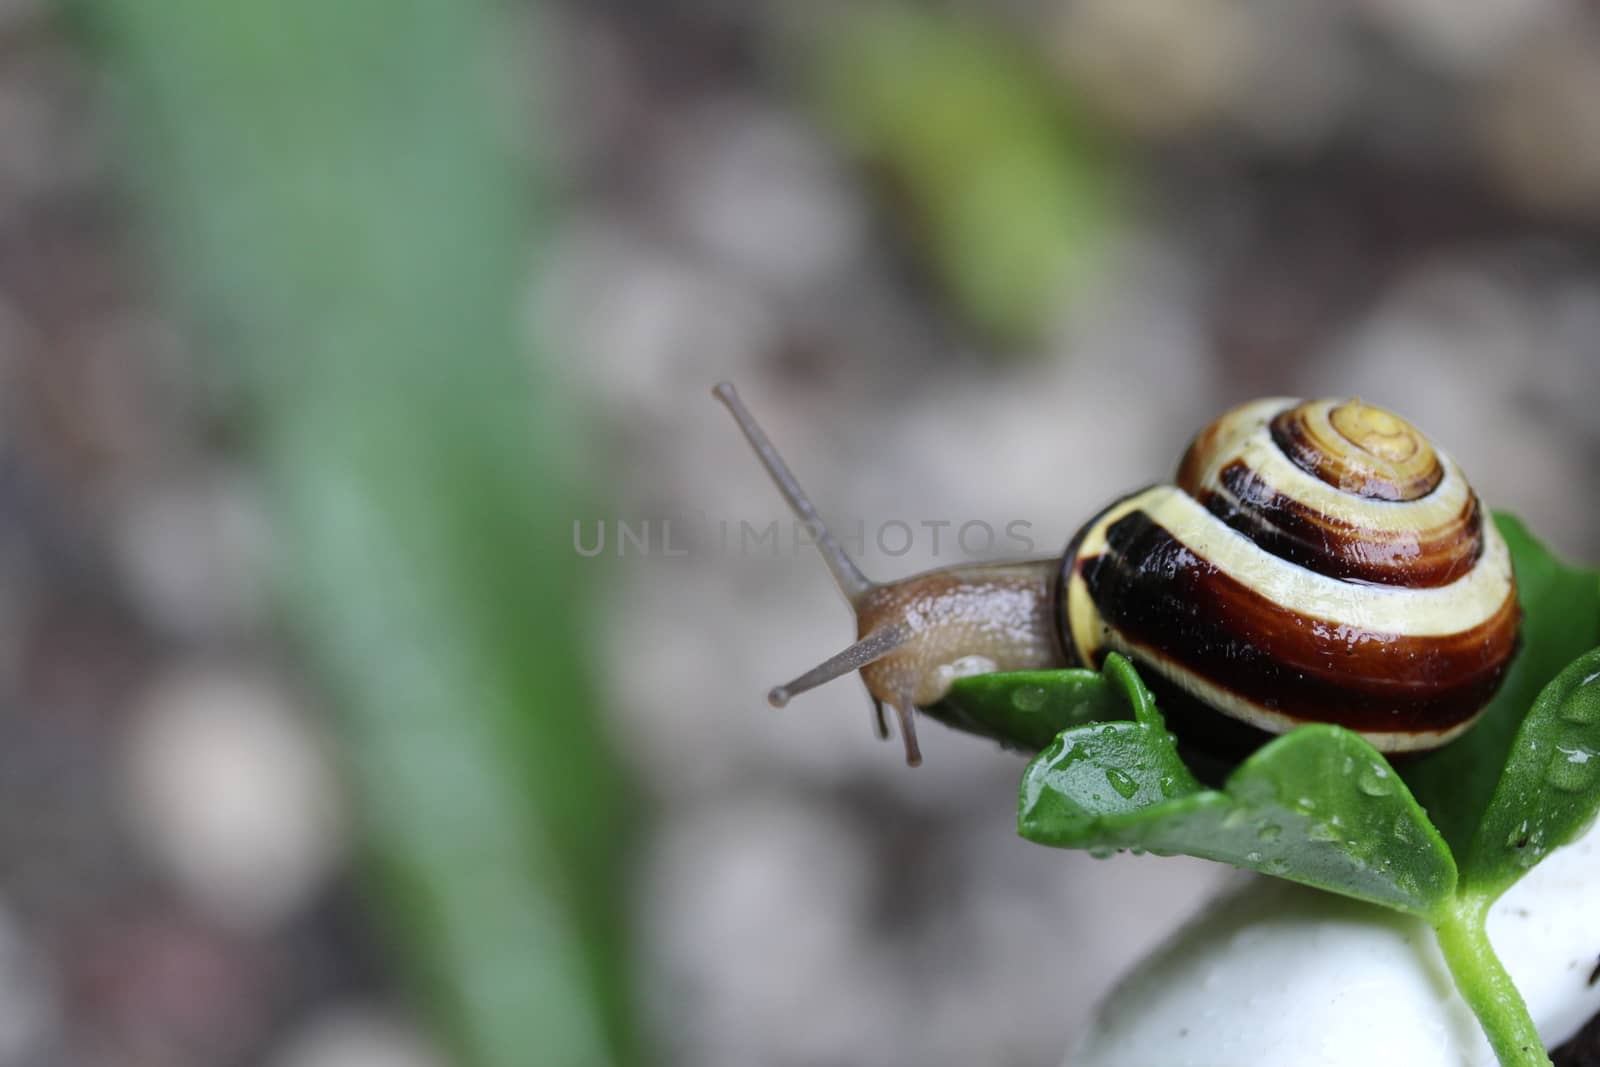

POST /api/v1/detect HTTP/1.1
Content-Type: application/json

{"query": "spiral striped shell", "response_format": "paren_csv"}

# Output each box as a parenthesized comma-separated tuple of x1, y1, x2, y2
(1057, 398, 1520, 755)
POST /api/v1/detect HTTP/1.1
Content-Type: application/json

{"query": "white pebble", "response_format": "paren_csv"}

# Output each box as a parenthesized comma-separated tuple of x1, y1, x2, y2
(1070, 820, 1600, 1065)
(270, 1007, 443, 1067)
(655, 97, 867, 296)
(122, 667, 344, 931)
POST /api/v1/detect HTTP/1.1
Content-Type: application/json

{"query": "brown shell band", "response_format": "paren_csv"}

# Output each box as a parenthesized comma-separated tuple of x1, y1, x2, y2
(1058, 477, 1520, 753)
(1076, 510, 1519, 741)
(1199, 459, 1485, 588)
(1176, 398, 1488, 590)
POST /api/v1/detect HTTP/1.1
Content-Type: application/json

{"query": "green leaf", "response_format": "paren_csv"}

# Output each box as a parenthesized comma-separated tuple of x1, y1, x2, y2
(1460, 647, 1600, 902)
(1019, 657, 1457, 917)
(1011, 655, 1204, 820)
(1403, 513, 1600, 856)
(90, 3, 634, 1065)
(811, 7, 1120, 346)
(929, 667, 1128, 751)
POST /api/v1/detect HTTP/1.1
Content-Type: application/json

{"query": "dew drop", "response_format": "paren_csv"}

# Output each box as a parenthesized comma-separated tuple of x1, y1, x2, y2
(1547, 748, 1598, 793)
(1357, 764, 1393, 797)
(1265, 858, 1290, 875)
(1011, 685, 1047, 713)
(1089, 844, 1115, 860)
(1518, 827, 1548, 864)
(1306, 821, 1340, 843)
(1106, 768, 1140, 799)
(1257, 823, 1283, 843)
(1158, 774, 1179, 798)
(1245, 851, 1263, 864)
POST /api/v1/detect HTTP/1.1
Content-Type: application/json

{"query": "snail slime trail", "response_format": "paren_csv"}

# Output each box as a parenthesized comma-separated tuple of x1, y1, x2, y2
(715, 385, 1520, 766)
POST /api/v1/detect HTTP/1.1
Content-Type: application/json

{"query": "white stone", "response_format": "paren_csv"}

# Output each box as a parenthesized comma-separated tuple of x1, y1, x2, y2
(1069, 820, 1600, 1065)
(1363, 0, 1556, 74)
(122, 666, 345, 931)
(656, 97, 867, 296)
(641, 797, 890, 1067)
(270, 1007, 443, 1067)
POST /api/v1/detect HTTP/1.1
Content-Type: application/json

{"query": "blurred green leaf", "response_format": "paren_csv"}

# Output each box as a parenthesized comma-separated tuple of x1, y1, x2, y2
(87, 3, 631, 1066)
(813, 5, 1121, 346)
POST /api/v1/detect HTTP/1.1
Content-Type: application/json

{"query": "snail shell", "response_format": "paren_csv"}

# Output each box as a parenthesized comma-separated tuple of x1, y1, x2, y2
(1059, 398, 1520, 755)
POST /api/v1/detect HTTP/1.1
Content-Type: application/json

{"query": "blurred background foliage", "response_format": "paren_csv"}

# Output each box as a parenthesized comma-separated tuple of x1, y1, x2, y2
(813, 6, 1120, 344)
(0, 1, 1595, 1066)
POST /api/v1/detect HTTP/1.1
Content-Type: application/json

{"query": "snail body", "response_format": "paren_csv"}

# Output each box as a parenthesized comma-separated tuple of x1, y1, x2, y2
(714, 385, 1519, 766)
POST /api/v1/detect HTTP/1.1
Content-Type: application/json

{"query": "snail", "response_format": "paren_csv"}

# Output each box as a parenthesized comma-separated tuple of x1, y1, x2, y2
(713, 384, 1520, 767)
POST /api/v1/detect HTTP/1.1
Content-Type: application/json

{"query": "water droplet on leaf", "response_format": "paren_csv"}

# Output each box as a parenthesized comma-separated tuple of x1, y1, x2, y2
(1547, 748, 1598, 793)
(1105, 768, 1139, 799)
(1011, 685, 1047, 712)
(1357, 764, 1392, 797)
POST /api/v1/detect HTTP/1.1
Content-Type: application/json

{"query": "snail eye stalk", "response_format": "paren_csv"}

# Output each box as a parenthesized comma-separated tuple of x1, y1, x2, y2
(766, 623, 911, 709)
(714, 383, 918, 760)
(712, 382, 873, 603)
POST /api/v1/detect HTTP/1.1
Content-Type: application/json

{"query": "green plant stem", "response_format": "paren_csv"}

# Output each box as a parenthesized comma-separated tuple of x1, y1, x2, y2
(1434, 897, 1551, 1067)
